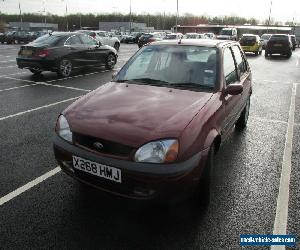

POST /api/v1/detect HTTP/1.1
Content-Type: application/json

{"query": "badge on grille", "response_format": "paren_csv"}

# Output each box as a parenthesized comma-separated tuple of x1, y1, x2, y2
(93, 142, 104, 150)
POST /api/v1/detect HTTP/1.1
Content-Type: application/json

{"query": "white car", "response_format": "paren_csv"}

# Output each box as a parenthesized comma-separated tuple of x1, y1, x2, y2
(204, 33, 216, 39)
(184, 33, 207, 39)
(76, 30, 121, 51)
(164, 33, 183, 40)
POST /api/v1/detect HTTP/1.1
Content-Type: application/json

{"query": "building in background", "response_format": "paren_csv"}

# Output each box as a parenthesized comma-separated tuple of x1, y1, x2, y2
(9, 22, 58, 31)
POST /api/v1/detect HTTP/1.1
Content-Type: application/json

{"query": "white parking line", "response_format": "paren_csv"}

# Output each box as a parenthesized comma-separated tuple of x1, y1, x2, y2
(0, 96, 81, 121)
(0, 60, 15, 63)
(40, 82, 90, 92)
(0, 83, 40, 93)
(2, 76, 42, 84)
(0, 167, 61, 206)
(271, 83, 297, 250)
(0, 65, 17, 69)
(0, 71, 28, 78)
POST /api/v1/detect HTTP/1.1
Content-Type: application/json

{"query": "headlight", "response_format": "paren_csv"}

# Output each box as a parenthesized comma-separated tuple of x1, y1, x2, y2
(55, 115, 72, 143)
(134, 139, 179, 163)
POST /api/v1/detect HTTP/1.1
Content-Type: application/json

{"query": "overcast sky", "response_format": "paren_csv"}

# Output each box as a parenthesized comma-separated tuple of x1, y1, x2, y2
(0, 0, 299, 23)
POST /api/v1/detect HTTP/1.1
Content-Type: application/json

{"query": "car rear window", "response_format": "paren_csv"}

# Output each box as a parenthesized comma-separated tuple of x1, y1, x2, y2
(241, 36, 256, 42)
(270, 35, 288, 41)
(33, 34, 62, 45)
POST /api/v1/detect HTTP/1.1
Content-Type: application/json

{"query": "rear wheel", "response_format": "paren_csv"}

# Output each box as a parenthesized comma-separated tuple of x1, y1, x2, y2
(105, 54, 117, 70)
(236, 98, 250, 131)
(29, 68, 42, 75)
(57, 58, 73, 77)
(113, 42, 120, 51)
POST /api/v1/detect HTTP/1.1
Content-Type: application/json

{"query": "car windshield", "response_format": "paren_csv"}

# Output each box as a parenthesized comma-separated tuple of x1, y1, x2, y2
(261, 34, 271, 40)
(115, 45, 217, 90)
(220, 29, 233, 35)
(33, 34, 61, 45)
(186, 34, 198, 39)
(164, 35, 177, 39)
(241, 36, 256, 42)
(270, 35, 288, 41)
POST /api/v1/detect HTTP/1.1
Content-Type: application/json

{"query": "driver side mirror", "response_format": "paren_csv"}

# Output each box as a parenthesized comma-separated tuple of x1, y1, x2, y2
(112, 72, 118, 79)
(224, 84, 243, 96)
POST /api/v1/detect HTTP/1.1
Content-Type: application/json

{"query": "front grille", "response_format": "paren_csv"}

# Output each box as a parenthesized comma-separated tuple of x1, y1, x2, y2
(73, 133, 134, 158)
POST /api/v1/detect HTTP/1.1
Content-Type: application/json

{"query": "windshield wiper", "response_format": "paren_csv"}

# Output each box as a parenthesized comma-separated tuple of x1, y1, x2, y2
(170, 83, 214, 90)
(130, 78, 170, 85)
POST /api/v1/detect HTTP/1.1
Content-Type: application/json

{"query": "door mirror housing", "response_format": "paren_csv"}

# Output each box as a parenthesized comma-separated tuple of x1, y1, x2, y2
(224, 84, 243, 96)
(112, 72, 118, 79)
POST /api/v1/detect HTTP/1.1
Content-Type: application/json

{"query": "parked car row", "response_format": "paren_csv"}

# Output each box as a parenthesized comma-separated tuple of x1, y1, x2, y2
(238, 33, 294, 58)
(0, 30, 48, 44)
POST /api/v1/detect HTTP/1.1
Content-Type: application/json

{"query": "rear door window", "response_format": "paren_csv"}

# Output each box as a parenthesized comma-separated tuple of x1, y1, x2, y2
(65, 35, 82, 45)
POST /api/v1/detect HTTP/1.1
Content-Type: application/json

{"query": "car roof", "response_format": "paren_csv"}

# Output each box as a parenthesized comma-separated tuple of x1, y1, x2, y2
(152, 39, 237, 48)
(51, 32, 79, 37)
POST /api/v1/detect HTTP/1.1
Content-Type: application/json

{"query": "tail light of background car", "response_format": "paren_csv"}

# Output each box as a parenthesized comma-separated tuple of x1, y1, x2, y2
(36, 49, 50, 58)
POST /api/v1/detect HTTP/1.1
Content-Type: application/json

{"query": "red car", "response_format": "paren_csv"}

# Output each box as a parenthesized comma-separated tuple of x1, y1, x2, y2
(54, 40, 252, 205)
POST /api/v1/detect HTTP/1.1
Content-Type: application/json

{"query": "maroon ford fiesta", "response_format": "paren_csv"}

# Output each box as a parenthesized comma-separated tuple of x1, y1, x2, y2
(53, 39, 252, 205)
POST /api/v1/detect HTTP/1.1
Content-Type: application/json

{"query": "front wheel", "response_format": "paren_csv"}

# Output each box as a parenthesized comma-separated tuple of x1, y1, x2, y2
(236, 98, 250, 131)
(194, 144, 215, 208)
(105, 54, 117, 70)
(57, 58, 72, 77)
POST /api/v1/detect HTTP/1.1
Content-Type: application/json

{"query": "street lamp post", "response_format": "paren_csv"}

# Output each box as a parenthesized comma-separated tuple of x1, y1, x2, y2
(129, 0, 132, 33)
(61, 0, 68, 31)
(267, 0, 273, 33)
(175, 0, 178, 33)
(18, 0, 23, 30)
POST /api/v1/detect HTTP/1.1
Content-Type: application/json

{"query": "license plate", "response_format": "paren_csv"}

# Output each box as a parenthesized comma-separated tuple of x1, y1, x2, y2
(274, 44, 282, 47)
(22, 50, 32, 56)
(242, 46, 250, 50)
(72, 156, 122, 183)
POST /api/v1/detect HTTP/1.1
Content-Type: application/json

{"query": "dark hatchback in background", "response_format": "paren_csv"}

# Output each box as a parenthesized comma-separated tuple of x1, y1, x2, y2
(53, 40, 252, 205)
(138, 33, 162, 48)
(16, 32, 118, 77)
(265, 34, 293, 58)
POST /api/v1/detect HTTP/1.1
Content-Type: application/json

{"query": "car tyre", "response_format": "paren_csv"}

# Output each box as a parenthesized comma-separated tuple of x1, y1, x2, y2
(29, 68, 42, 75)
(113, 42, 120, 51)
(57, 58, 73, 77)
(194, 144, 215, 208)
(259, 49, 262, 55)
(255, 51, 258, 56)
(287, 51, 292, 58)
(236, 98, 250, 131)
(105, 53, 117, 70)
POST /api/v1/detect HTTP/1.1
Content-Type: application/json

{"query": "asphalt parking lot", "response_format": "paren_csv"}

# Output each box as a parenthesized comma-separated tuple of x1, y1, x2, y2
(0, 43, 299, 249)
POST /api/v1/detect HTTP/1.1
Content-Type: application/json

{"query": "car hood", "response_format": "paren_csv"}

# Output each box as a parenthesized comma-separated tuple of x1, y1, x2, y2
(64, 82, 213, 148)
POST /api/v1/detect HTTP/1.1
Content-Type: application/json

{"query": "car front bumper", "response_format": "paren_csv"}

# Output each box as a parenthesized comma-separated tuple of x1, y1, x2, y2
(53, 135, 209, 202)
